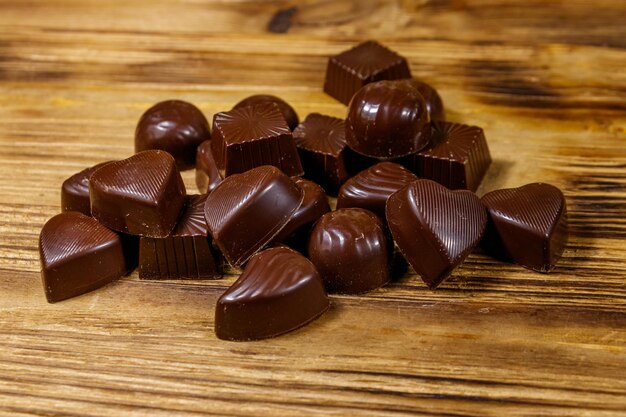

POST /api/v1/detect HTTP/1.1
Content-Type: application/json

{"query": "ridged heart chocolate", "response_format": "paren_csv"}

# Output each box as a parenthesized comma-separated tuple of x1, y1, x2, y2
(481, 183, 568, 272)
(386, 179, 487, 289)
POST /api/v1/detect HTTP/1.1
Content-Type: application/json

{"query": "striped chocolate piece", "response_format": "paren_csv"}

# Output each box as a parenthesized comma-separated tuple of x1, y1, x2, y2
(61, 161, 113, 216)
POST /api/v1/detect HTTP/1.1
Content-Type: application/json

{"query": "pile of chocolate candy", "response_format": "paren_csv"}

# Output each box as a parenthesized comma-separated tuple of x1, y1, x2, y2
(40, 41, 568, 341)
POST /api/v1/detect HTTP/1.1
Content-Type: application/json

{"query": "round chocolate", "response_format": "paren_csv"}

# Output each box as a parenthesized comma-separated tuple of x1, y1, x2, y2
(135, 100, 210, 171)
(345, 80, 431, 158)
(402, 79, 445, 120)
(233, 94, 299, 130)
(307, 208, 391, 294)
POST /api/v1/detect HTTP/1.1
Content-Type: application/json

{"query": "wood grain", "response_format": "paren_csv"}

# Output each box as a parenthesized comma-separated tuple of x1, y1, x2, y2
(0, 1, 625, 416)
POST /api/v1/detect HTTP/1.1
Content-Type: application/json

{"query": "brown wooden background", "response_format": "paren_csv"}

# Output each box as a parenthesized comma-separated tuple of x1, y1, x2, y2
(1, 1, 625, 416)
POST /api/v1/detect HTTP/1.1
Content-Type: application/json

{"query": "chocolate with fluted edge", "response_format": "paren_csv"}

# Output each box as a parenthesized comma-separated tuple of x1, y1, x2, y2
(481, 183, 568, 273)
(139, 194, 222, 280)
(90, 150, 186, 238)
(401, 79, 445, 120)
(215, 246, 329, 341)
(135, 100, 210, 171)
(308, 208, 391, 294)
(204, 165, 304, 267)
(195, 140, 223, 194)
(61, 161, 113, 216)
(233, 94, 299, 131)
(211, 103, 303, 176)
(346, 80, 431, 158)
(293, 113, 349, 195)
(323, 40, 411, 105)
(386, 180, 487, 289)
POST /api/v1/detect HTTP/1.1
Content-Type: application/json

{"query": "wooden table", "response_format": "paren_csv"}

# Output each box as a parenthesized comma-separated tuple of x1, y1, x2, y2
(1, 1, 625, 416)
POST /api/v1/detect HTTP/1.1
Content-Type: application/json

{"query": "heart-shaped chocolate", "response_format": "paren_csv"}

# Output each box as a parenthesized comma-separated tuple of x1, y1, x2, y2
(386, 179, 487, 289)
(39, 212, 128, 303)
(90, 150, 186, 238)
(481, 183, 567, 272)
(215, 246, 329, 341)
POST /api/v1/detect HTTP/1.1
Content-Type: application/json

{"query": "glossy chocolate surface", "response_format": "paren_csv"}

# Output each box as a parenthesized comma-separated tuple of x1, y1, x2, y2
(61, 161, 112, 216)
(215, 246, 329, 341)
(308, 208, 391, 294)
(336, 162, 418, 220)
(346, 80, 431, 158)
(293, 113, 349, 195)
(233, 94, 299, 131)
(195, 140, 223, 194)
(204, 165, 304, 267)
(386, 180, 487, 289)
(90, 150, 186, 238)
(481, 183, 568, 273)
(39, 212, 127, 303)
(211, 103, 303, 177)
(400, 121, 491, 192)
(324, 40, 412, 105)
(139, 194, 222, 279)
(135, 100, 210, 171)
(401, 79, 445, 120)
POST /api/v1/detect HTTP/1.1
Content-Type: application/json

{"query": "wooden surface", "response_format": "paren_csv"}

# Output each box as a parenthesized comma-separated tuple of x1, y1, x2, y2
(1, 1, 625, 416)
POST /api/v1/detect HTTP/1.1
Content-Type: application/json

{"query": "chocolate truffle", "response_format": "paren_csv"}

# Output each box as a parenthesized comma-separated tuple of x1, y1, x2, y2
(308, 208, 391, 294)
(336, 162, 418, 220)
(346, 80, 431, 159)
(399, 121, 491, 192)
(139, 194, 222, 280)
(324, 40, 412, 105)
(211, 103, 303, 177)
(481, 183, 568, 273)
(90, 150, 186, 238)
(135, 100, 210, 171)
(233, 94, 299, 131)
(195, 140, 223, 194)
(61, 161, 112, 216)
(204, 165, 304, 267)
(215, 246, 330, 341)
(293, 113, 349, 195)
(386, 180, 487, 289)
(402, 79, 445, 120)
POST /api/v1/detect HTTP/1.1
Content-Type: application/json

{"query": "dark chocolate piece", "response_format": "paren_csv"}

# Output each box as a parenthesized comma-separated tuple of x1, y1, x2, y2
(139, 194, 222, 279)
(293, 113, 349, 195)
(61, 161, 112, 216)
(135, 100, 210, 171)
(481, 183, 568, 273)
(233, 94, 299, 131)
(204, 165, 304, 267)
(195, 140, 223, 194)
(308, 208, 391, 294)
(401, 79, 445, 120)
(336, 162, 418, 220)
(39, 212, 127, 302)
(90, 150, 186, 238)
(323, 40, 412, 105)
(215, 246, 329, 341)
(211, 103, 303, 177)
(346, 80, 431, 158)
(386, 179, 487, 289)
(399, 121, 491, 192)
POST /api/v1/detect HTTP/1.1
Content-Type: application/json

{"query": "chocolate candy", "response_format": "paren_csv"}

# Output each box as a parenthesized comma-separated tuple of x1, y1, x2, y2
(135, 100, 210, 171)
(204, 165, 304, 267)
(400, 121, 491, 192)
(195, 140, 223, 194)
(481, 183, 568, 273)
(90, 150, 186, 238)
(293, 113, 349, 195)
(39, 212, 129, 302)
(402, 79, 445, 120)
(211, 103, 303, 177)
(215, 246, 329, 341)
(308, 208, 391, 294)
(346, 80, 431, 159)
(324, 40, 412, 105)
(387, 180, 487, 289)
(139, 194, 222, 280)
(233, 94, 299, 131)
(336, 162, 418, 220)
(61, 161, 112, 216)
